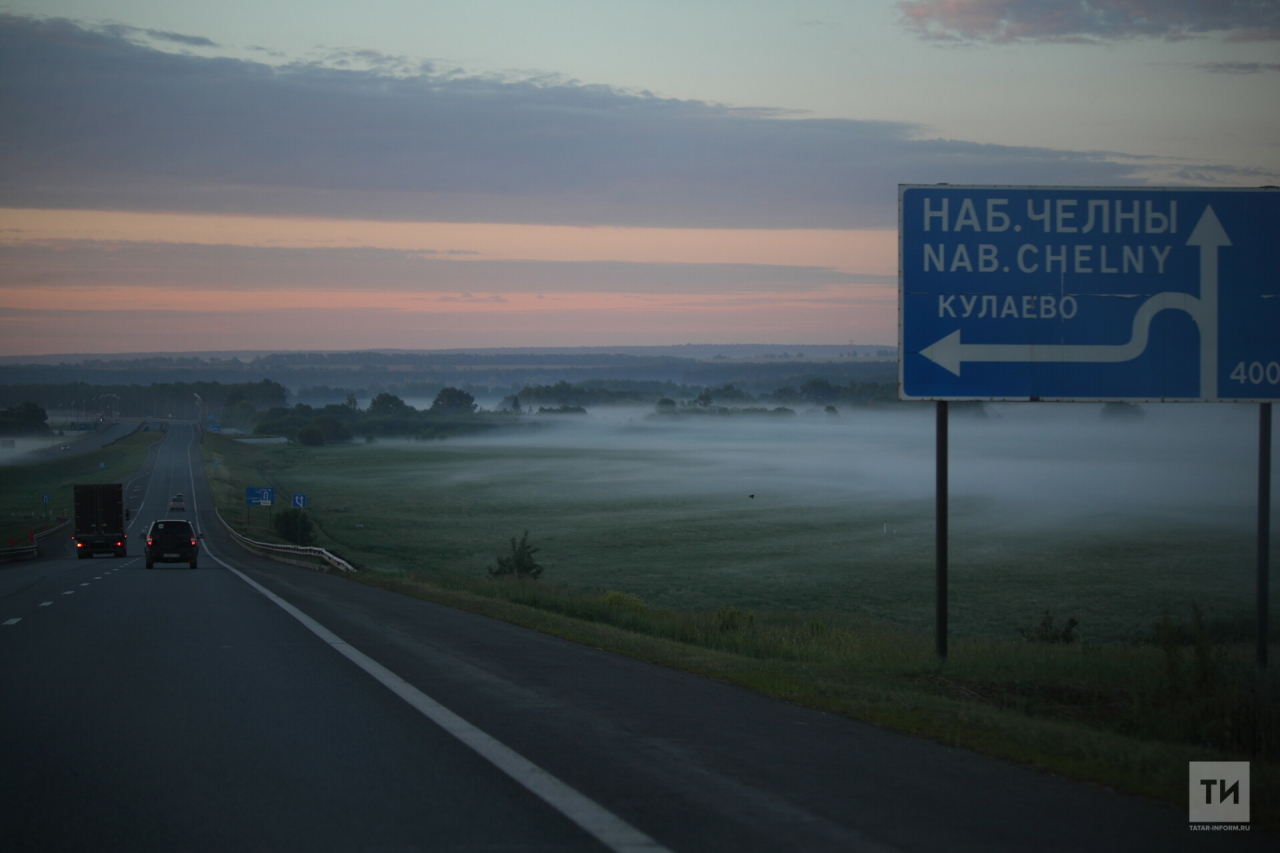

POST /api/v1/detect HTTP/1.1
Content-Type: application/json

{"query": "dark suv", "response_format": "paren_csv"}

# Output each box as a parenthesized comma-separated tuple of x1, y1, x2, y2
(145, 519, 201, 569)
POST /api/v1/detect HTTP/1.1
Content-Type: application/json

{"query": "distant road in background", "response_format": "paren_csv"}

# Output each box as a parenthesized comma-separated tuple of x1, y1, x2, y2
(1, 424, 1269, 851)
(10, 421, 146, 466)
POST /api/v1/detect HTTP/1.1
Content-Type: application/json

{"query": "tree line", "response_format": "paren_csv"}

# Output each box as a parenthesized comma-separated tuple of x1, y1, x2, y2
(0, 379, 287, 422)
(252, 388, 497, 444)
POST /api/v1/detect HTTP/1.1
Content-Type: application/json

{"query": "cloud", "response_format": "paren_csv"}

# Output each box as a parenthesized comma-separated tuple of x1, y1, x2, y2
(1197, 60, 1280, 74)
(99, 22, 220, 48)
(0, 14, 1173, 229)
(0, 241, 887, 294)
(897, 0, 1280, 43)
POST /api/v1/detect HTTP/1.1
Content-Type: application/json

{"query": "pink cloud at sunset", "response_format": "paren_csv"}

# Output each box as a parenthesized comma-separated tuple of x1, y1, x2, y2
(0, 286, 896, 355)
(0, 207, 898, 355)
(0, 208, 895, 273)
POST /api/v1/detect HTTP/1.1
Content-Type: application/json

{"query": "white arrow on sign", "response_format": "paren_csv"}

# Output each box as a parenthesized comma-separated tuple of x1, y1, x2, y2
(919, 206, 1230, 398)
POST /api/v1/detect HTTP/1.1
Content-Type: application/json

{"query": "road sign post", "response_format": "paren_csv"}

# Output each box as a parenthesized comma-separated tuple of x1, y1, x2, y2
(936, 401, 948, 660)
(1261, 404, 1272, 669)
(245, 487, 274, 529)
(291, 494, 307, 545)
(901, 185, 1279, 662)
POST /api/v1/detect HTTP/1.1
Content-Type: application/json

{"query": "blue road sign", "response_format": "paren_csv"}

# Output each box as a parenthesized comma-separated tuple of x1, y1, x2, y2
(900, 186, 1280, 401)
(292, 493, 306, 509)
(209, 423, 221, 432)
(41, 494, 48, 503)
(245, 487, 274, 506)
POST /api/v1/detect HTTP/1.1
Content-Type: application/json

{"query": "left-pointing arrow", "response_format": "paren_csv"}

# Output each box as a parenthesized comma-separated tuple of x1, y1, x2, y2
(919, 291, 1205, 376)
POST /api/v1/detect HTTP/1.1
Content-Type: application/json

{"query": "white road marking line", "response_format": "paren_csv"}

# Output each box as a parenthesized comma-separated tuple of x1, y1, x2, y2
(94, 576, 102, 579)
(209, 548, 671, 853)
(62, 591, 74, 595)
(185, 428, 652, 850)
(79, 583, 90, 587)
(3, 618, 20, 626)
(39, 602, 52, 607)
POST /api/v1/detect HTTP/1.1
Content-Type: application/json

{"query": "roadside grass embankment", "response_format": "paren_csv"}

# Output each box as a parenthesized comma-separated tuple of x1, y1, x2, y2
(201, 432, 1279, 827)
(0, 428, 164, 544)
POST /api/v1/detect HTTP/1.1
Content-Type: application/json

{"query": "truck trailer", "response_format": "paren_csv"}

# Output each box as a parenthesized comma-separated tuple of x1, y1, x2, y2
(73, 483, 128, 558)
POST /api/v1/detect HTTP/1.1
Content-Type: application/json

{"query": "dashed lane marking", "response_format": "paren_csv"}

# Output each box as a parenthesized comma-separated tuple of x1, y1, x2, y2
(39, 602, 52, 607)
(62, 591, 74, 595)
(3, 618, 20, 626)
(79, 583, 90, 587)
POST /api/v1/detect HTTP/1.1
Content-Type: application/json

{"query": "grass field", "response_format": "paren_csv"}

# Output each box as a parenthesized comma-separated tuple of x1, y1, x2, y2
(201, 404, 1279, 824)
(205, 405, 1272, 644)
(0, 427, 164, 543)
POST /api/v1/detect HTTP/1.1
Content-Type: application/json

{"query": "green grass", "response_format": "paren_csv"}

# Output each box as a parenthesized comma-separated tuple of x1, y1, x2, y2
(201, 432, 1270, 643)
(200, 430, 1279, 826)
(0, 428, 164, 544)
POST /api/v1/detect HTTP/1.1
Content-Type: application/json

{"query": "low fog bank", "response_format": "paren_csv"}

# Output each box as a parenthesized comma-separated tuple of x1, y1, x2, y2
(0, 436, 66, 461)
(386, 402, 1270, 533)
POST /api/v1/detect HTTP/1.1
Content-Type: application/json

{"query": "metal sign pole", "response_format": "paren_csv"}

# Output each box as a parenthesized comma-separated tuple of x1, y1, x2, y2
(1260, 402, 1272, 669)
(937, 400, 949, 659)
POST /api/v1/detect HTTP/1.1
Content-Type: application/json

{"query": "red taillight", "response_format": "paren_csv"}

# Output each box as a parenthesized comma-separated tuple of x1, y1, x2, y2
(190, 539, 197, 546)
(76, 542, 83, 548)
(146, 539, 153, 546)
(115, 541, 122, 546)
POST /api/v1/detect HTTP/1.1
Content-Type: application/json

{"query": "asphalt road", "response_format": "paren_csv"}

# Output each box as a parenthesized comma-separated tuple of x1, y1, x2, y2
(10, 419, 148, 465)
(0, 425, 1268, 851)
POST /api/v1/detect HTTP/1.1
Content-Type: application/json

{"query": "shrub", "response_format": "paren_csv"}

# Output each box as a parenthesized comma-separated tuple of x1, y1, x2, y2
(599, 590, 647, 613)
(488, 530, 544, 579)
(296, 425, 324, 446)
(1019, 610, 1079, 644)
(716, 605, 754, 632)
(273, 508, 316, 546)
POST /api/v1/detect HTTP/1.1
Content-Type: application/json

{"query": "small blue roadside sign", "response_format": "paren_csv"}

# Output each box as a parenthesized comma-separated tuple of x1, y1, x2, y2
(209, 423, 221, 432)
(99, 462, 106, 469)
(900, 186, 1280, 401)
(41, 494, 48, 503)
(245, 487, 274, 506)
(292, 494, 306, 509)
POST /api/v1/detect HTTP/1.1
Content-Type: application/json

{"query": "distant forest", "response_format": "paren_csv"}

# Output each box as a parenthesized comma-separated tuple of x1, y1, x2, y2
(0, 379, 287, 424)
(0, 350, 896, 404)
(0, 350, 904, 440)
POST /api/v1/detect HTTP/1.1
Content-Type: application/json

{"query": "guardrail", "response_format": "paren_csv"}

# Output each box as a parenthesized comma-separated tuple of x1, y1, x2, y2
(0, 518, 72, 563)
(214, 509, 355, 573)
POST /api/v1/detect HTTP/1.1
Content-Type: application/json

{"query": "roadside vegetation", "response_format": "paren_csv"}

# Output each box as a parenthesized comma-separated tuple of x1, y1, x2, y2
(0, 402, 52, 436)
(0, 427, 164, 543)
(201, 429, 1278, 826)
(250, 389, 531, 444)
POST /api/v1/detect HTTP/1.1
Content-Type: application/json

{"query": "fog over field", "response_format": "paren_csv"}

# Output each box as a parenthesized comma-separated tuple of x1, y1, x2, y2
(436, 402, 1263, 533)
(226, 400, 1272, 638)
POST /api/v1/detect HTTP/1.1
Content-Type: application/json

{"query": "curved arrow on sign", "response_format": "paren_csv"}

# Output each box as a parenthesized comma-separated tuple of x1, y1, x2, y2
(918, 206, 1230, 398)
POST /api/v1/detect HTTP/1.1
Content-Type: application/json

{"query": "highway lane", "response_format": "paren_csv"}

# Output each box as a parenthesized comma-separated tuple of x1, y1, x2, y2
(1, 426, 615, 852)
(3, 424, 1271, 851)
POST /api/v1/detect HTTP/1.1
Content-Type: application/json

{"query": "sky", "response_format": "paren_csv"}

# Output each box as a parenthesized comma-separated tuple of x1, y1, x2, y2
(1, 1, 1277, 356)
